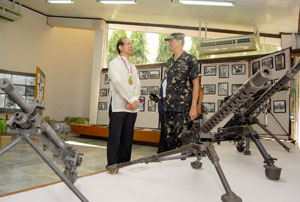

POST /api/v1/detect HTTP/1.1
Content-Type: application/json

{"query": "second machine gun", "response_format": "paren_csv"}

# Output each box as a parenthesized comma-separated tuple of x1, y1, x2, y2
(214, 62, 300, 181)
(0, 78, 89, 202)
(106, 66, 273, 202)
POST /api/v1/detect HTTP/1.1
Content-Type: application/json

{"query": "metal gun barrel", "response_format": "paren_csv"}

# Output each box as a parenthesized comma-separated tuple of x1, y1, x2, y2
(243, 62, 300, 117)
(201, 66, 272, 133)
(0, 78, 33, 113)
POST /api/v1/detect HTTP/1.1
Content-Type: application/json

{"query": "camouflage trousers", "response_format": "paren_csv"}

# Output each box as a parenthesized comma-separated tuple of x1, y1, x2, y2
(165, 111, 189, 150)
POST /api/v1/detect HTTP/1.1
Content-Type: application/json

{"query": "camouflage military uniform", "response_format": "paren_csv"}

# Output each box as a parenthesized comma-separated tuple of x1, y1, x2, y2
(164, 51, 200, 150)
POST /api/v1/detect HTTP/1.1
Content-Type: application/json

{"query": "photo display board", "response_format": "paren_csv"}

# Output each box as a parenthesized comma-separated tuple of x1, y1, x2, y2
(0, 69, 36, 114)
(201, 48, 291, 136)
(98, 49, 291, 134)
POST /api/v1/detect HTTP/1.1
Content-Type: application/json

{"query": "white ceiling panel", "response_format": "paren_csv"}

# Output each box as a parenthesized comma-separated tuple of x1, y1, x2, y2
(1, 0, 300, 34)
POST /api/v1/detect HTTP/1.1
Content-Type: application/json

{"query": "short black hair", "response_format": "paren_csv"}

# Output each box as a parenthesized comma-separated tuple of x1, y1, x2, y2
(116, 37, 126, 54)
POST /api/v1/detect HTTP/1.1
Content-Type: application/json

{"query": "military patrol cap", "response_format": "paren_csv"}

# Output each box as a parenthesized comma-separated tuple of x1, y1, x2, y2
(165, 33, 185, 41)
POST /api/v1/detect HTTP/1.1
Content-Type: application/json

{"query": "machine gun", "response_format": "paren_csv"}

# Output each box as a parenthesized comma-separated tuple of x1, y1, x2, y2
(215, 62, 300, 181)
(0, 79, 89, 202)
(106, 67, 272, 202)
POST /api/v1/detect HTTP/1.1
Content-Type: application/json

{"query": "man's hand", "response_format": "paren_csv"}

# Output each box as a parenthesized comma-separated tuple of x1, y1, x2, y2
(189, 105, 198, 120)
(131, 100, 140, 110)
(125, 103, 133, 110)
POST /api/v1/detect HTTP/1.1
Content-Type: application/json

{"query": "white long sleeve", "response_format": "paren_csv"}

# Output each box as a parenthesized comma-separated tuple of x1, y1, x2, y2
(108, 56, 141, 113)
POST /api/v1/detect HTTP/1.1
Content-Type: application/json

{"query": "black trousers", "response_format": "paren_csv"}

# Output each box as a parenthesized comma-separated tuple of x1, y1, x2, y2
(107, 105, 137, 166)
(157, 113, 168, 153)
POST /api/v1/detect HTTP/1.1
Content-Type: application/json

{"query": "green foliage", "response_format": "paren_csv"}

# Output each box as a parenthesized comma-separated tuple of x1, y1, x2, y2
(107, 30, 128, 65)
(189, 37, 210, 59)
(156, 34, 173, 63)
(130, 32, 149, 65)
(0, 119, 7, 136)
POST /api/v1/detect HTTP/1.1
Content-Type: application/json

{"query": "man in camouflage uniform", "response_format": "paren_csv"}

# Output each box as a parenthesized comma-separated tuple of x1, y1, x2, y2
(164, 33, 201, 150)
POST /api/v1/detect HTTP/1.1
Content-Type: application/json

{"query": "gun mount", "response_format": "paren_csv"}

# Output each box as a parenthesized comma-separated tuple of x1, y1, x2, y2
(215, 62, 300, 181)
(107, 67, 272, 202)
(0, 78, 89, 202)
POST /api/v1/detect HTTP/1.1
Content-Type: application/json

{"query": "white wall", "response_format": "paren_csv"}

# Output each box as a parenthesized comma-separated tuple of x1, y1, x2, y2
(0, 5, 95, 121)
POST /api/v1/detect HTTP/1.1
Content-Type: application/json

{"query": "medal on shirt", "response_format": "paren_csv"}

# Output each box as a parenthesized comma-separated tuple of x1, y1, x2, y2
(129, 74, 133, 85)
(120, 56, 133, 85)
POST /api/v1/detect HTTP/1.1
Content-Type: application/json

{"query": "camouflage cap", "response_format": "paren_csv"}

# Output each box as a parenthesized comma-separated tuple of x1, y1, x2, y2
(165, 33, 185, 41)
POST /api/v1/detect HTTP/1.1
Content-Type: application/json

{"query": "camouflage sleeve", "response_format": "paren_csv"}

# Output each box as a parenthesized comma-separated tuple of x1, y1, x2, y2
(190, 55, 200, 81)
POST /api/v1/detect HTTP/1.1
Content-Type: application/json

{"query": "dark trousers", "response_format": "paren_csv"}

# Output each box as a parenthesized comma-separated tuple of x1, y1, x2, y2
(107, 105, 137, 166)
(157, 113, 168, 153)
(165, 111, 189, 150)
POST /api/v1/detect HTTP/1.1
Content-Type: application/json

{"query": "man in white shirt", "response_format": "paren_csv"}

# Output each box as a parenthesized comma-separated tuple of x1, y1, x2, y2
(107, 37, 141, 167)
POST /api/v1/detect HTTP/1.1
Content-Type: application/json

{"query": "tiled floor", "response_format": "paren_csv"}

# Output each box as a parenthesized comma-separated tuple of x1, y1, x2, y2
(0, 134, 157, 195)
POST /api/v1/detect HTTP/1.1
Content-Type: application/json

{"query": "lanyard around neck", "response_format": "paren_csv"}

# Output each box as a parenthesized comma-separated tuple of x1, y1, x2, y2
(120, 56, 132, 74)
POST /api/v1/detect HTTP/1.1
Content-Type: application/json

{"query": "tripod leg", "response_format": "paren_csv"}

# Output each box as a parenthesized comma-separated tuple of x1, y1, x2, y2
(243, 137, 251, 155)
(255, 119, 290, 152)
(206, 144, 242, 202)
(247, 128, 281, 180)
(23, 134, 89, 202)
(0, 136, 22, 156)
(107, 144, 197, 174)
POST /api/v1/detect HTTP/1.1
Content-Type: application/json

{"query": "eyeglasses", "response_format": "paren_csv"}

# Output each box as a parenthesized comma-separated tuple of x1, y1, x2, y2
(123, 42, 132, 46)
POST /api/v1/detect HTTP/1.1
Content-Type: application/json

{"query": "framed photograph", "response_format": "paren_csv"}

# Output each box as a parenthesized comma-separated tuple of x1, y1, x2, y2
(218, 100, 224, 110)
(139, 97, 145, 111)
(262, 57, 273, 69)
(35, 66, 46, 104)
(26, 86, 36, 97)
(149, 86, 159, 95)
(204, 66, 216, 76)
(0, 73, 12, 82)
(218, 82, 228, 96)
(139, 71, 149, 80)
(232, 64, 245, 75)
(232, 84, 242, 95)
(219, 65, 229, 78)
(26, 76, 36, 86)
(203, 102, 215, 113)
(150, 70, 160, 79)
(148, 100, 156, 112)
(273, 100, 286, 113)
(252, 61, 260, 75)
(100, 89, 107, 97)
(104, 73, 110, 84)
(275, 54, 285, 71)
(12, 75, 26, 85)
(98, 102, 107, 110)
(140, 86, 148, 95)
(203, 84, 216, 94)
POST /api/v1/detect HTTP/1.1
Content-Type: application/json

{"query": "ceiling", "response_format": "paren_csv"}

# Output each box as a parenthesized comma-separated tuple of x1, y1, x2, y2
(2, 0, 300, 35)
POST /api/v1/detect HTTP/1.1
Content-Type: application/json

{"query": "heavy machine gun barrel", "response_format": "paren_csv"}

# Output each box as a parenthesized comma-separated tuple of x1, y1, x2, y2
(244, 62, 300, 117)
(201, 66, 272, 133)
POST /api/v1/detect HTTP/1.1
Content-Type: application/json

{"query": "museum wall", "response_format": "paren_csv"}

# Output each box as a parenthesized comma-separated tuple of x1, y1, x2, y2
(0, 5, 95, 121)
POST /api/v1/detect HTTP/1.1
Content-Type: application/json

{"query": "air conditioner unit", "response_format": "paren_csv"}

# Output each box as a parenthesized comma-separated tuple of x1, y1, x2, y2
(198, 34, 260, 54)
(0, 3, 22, 21)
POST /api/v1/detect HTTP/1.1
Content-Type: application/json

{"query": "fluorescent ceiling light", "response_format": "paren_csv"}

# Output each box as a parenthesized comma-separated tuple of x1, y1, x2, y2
(47, 0, 74, 3)
(179, 0, 235, 7)
(98, 0, 136, 4)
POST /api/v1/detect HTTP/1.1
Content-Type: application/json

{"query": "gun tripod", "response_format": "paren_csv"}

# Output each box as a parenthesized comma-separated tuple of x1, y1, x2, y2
(0, 128, 89, 202)
(216, 125, 281, 180)
(107, 142, 242, 202)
